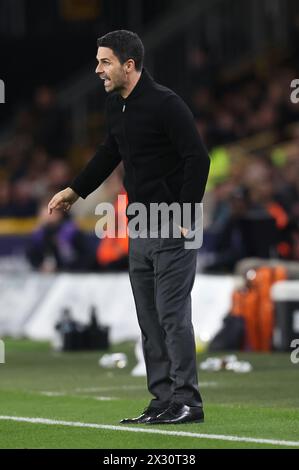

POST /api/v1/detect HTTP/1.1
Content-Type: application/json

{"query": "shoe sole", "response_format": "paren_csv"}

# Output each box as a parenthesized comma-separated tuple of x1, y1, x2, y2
(147, 417, 204, 425)
(120, 417, 160, 425)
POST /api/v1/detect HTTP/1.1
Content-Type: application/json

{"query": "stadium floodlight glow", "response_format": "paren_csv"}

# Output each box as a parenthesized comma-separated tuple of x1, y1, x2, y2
(0, 340, 5, 364)
(0, 79, 4, 103)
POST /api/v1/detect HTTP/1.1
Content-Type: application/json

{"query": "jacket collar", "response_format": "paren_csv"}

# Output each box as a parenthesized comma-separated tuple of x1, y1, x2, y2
(120, 67, 154, 102)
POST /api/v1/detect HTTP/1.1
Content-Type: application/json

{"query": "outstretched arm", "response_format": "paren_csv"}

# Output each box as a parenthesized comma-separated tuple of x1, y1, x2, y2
(69, 133, 122, 200)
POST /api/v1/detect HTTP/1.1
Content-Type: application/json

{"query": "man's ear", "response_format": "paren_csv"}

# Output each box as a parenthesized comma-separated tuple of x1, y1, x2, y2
(126, 59, 135, 72)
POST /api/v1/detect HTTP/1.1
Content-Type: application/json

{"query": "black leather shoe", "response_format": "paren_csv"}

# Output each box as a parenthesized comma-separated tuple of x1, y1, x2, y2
(120, 406, 166, 424)
(147, 403, 204, 425)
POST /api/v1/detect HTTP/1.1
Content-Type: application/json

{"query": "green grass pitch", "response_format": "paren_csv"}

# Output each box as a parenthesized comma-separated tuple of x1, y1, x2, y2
(0, 339, 298, 449)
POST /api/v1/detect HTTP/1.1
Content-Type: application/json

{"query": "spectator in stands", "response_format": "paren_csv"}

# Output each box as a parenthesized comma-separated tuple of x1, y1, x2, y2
(47, 159, 72, 193)
(0, 180, 14, 217)
(246, 170, 291, 258)
(31, 86, 68, 158)
(11, 179, 38, 217)
(204, 185, 250, 272)
(26, 200, 91, 272)
(26, 147, 51, 200)
(96, 190, 129, 271)
(277, 157, 299, 216)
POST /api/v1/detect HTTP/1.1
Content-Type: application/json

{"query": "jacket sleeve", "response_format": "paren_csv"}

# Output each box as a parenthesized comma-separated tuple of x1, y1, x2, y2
(70, 102, 122, 199)
(160, 94, 210, 223)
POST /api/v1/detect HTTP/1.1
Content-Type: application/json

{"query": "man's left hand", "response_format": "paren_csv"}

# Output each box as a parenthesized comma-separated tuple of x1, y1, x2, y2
(179, 226, 189, 237)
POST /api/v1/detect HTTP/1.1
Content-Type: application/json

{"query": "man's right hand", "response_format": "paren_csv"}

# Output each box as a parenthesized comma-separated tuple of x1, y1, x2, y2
(48, 187, 79, 215)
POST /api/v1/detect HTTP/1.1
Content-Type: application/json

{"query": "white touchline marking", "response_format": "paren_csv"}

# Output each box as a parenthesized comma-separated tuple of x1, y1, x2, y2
(38, 392, 118, 401)
(74, 383, 217, 393)
(0, 416, 298, 447)
(199, 382, 218, 387)
(75, 385, 146, 392)
(93, 396, 118, 401)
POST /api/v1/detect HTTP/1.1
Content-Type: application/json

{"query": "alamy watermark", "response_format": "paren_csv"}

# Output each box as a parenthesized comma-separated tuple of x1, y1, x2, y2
(0, 79, 5, 103)
(290, 339, 299, 364)
(290, 79, 299, 104)
(95, 196, 204, 249)
(0, 339, 5, 363)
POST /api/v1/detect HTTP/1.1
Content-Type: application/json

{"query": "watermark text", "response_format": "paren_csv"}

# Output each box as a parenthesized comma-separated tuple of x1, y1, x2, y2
(290, 339, 299, 364)
(0, 339, 5, 363)
(0, 79, 5, 103)
(95, 196, 203, 249)
(290, 79, 299, 104)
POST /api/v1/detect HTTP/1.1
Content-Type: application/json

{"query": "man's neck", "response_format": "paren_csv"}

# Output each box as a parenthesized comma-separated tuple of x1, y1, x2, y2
(120, 71, 142, 99)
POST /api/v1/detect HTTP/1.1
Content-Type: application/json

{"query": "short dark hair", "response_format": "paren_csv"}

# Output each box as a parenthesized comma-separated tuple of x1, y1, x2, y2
(97, 30, 144, 71)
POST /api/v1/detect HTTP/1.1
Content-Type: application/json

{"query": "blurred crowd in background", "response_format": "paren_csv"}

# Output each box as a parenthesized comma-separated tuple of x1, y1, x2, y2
(187, 50, 299, 147)
(0, 87, 70, 218)
(1, 54, 299, 273)
(0, 0, 299, 274)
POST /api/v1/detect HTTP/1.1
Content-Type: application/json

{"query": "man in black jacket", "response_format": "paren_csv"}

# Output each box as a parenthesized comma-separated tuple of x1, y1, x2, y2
(48, 30, 210, 425)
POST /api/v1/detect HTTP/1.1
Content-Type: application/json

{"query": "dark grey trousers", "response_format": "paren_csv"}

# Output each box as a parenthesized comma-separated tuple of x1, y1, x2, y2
(128, 230, 203, 409)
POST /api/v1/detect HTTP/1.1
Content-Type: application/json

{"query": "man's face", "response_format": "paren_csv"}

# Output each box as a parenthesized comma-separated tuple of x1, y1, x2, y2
(95, 47, 127, 93)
